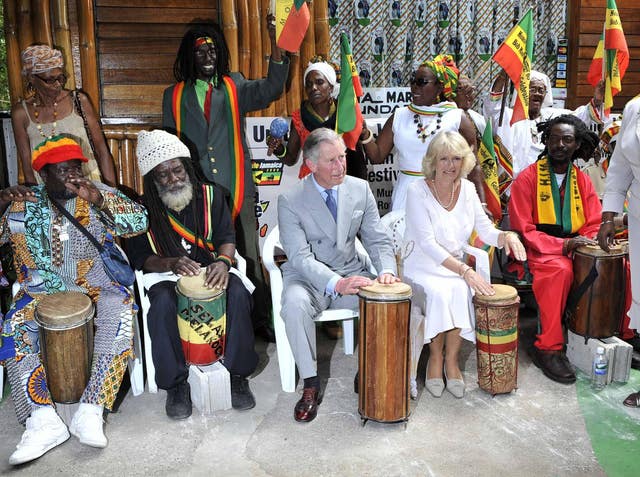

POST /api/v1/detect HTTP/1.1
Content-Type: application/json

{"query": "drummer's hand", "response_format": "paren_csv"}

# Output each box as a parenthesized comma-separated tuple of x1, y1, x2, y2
(597, 221, 616, 253)
(335, 275, 373, 295)
(377, 273, 400, 284)
(0, 185, 37, 204)
(204, 262, 228, 290)
(463, 269, 495, 296)
(171, 256, 201, 276)
(564, 236, 596, 255)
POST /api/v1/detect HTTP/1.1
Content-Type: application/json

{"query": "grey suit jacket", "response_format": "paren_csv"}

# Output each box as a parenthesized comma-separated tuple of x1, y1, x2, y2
(278, 175, 396, 294)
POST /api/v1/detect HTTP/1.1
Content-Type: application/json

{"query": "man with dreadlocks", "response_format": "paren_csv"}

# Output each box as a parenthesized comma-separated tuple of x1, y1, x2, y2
(162, 15, 288, 343)
(128, 130, 258, 419)
(508, 115, 602, 384)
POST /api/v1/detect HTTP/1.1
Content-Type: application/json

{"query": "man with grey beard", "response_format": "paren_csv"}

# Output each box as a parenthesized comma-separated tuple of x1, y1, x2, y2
(128, 130, 258, 418)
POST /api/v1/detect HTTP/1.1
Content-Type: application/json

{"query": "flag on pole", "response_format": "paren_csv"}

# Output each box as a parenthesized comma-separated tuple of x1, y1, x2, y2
(336, 33, 363, 150)
(586, 0, 628, 114)
(273, 1, 310, 52)
(491, 9, 534, 125)
(477, 121, 502, 222)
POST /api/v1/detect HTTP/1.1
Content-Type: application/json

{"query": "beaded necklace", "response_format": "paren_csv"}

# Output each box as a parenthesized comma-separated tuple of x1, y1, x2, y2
(33, 99, 59, 139)
(431, 179, 457, 209)
(414, 113, 443, 142)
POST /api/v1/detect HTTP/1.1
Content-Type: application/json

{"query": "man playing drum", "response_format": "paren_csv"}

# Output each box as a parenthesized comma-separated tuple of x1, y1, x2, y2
(277, 128, 399, 423)
(0, 135, 148, 465)
(128, 130, 258, 419)
(509, 115, 608, 384)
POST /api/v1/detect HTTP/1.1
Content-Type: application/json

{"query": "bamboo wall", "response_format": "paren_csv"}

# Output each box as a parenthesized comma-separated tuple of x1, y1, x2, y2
(566, 0, 640, 111)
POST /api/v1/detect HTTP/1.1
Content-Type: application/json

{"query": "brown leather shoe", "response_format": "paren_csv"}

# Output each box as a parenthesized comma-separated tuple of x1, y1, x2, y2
(294, 387, 322, 422)
(531, 348, 576, 384)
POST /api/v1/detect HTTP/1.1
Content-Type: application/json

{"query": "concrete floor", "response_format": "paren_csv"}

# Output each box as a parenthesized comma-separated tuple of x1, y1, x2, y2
(0, 311, 608, 477)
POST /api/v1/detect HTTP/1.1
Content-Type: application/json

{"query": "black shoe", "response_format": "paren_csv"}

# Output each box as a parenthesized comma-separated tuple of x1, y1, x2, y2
(625, 334, 640, 353)
(631, 353, 640, 370)
(231, 375, 256, 410)
(165, 381, 192, 419)
(354, 372, 359, 394)
(255, 324, 276, 343)
(531, 348, 576, 384)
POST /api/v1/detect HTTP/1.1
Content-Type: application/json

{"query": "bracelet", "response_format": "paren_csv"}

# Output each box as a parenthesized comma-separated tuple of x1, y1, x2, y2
(215, 254, 235, 270)
(274, 144, 287, 158)
(459, 264, 471, 277)
(462, 267, 473, 279)
(359, 129, 374, 145)
(601, 220, 614, 225)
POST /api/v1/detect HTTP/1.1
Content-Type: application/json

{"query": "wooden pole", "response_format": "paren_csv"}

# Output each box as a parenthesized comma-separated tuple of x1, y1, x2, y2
(76, 0, 100, 111)
(4, 0, 24, 105)
(313, 0, 329, 59)
(300, 0, 315, 69)
(52, 0, 76, 90)
(31, 0, 53, 45)
(248, 0, 262, 79)
(16, 0, 34, 50)
(237, 0, 250, 77)
(221, 0, 239, 72)
(260, 0, 274, 115)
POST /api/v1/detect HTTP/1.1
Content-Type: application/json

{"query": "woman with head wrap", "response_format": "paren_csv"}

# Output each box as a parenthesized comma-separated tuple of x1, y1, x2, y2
(485, 69, 608, 178)
(11, 45, 116, 186)
(268, 59, 367, 179)
(360, 54, 482, 211)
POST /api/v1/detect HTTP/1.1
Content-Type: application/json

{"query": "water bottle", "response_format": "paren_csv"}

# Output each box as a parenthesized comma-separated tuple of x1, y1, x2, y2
(591, 346, 608, 391)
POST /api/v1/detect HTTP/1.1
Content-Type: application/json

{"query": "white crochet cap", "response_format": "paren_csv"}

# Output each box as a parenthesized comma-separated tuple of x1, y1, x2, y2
(136, 130, 191, 176)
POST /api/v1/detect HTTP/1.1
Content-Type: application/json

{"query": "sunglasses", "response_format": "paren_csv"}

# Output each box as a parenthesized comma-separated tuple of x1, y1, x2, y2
(410, 76, 436, 87)
(36, 74, 67, 85)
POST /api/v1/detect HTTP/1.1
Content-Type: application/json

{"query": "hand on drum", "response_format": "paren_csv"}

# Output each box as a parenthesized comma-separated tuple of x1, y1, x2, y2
(564, 235, 596, 255)
(205, 261, 229, 290)
(463, 269, 495, 296)
(597, 220, 616, 253)
(171, 256, 201, 276)
(335, 275, 374, 295)
(377, 273, 400, 285)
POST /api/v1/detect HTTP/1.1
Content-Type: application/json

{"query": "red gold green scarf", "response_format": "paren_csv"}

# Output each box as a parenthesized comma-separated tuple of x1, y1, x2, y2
(536, 157, 585, 234)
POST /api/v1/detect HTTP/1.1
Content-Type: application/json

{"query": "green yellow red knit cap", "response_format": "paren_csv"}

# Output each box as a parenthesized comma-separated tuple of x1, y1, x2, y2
(32, 135, 88, 171)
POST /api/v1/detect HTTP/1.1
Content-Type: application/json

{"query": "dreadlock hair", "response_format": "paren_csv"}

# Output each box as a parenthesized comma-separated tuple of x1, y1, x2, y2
(142, 157, 211, 261)
(537, 114, 599, 161)
(173, 20, 230, 85)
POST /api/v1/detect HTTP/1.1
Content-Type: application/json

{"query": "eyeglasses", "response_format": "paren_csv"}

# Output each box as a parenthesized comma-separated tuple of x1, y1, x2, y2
(36, 74, 66, 85)
(530, 86, 547, 95)
(547, 134, 576, 145)
(410, 76, 436, 87)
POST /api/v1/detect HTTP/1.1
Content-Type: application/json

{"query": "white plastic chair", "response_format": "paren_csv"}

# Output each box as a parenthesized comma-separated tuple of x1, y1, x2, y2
(135, 252, 247, 393)
(263, 225, 370, 393)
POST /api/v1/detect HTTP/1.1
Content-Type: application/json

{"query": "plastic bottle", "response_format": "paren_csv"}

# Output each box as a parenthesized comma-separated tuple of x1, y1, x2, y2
(591, 346, 608, 391)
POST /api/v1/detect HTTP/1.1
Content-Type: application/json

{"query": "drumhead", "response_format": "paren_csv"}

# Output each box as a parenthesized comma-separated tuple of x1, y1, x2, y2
(177, 270, 225, 300)
(35, 291, 94, 329)
(474, 284, 518, 304)
(576, 242, 628, 258)
(358, 281, 412, 300)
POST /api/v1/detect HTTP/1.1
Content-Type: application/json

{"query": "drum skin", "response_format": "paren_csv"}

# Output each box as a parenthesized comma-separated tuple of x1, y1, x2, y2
(358, 282, 412, 423)
(35, 291, 94, 403)
(473, 284, 519, 395)
(176, 272, 227, 365)
(568, 245, 627, 339)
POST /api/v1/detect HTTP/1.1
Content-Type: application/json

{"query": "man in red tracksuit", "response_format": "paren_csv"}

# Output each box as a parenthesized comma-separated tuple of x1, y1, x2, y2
(509, 115, 601, 384)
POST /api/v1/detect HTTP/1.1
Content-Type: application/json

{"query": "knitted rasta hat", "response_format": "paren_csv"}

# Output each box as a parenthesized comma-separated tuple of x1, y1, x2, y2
(136, 130, 191, 176)
(32, 135, 88, 172)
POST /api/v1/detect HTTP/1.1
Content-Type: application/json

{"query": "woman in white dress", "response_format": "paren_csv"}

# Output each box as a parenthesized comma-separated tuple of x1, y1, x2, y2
(403, 132, 526, 398)
(360, 55, 484, 211)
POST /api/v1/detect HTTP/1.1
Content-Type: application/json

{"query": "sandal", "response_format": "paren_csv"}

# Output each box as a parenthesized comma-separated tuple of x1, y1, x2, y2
(623, 391, 640, 408)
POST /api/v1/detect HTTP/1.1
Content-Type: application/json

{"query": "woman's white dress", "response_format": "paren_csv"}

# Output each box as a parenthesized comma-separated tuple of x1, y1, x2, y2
(391, 104, 462, 211)
(403, 179, 501, 343)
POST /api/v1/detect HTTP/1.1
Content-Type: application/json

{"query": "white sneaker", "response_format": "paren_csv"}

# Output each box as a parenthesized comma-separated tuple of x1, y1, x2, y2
(9, 407, 70, 465)
(69, 403, 107, 448)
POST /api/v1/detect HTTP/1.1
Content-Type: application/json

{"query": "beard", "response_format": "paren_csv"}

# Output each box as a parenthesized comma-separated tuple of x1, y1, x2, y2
(157, 176, 194, 212)
(48, 187, 76, 200)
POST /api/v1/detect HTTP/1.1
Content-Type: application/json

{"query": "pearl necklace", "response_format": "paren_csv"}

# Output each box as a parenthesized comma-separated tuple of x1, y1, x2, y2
(33, 100, 58, 139)
(414, 113, 442, 143)
(431, 179, 457, 209)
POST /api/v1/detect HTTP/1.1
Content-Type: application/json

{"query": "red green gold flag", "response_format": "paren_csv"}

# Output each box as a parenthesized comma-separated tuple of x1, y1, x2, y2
(478, 120, 502, 222)
(274, 0, 310, 53)
(491, 9, 534, 125)
(586, 0, 628, 114)
(336, 33, 363, 150)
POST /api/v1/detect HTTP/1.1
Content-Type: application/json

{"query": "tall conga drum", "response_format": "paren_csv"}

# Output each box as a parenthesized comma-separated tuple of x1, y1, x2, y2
(473, 284, 520, 395)
(35, 291, 95, 403)
(176, 271, 227, 365)
(566, 243, 627, 339)
(358, 282, 412, 424)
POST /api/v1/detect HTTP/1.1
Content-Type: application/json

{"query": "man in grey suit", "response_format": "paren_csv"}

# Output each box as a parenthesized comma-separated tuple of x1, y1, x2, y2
(278, 128, 399, 422)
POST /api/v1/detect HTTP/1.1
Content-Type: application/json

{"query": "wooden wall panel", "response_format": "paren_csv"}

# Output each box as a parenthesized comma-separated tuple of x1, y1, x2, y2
(95, 0, 219, 120)
(567, 0, 640, 113)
